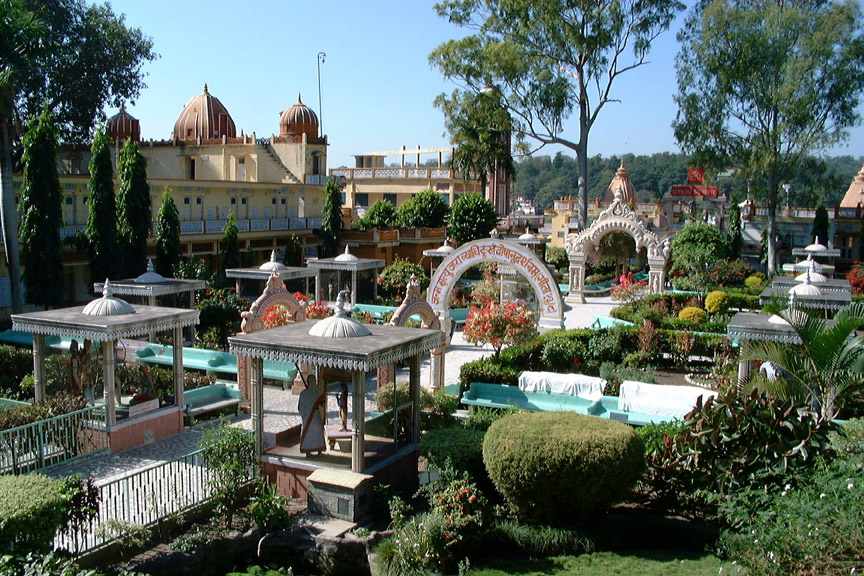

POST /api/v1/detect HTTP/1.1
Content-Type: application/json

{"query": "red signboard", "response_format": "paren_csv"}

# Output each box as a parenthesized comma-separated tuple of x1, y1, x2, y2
(670, 185, 718, 197)
(687, 168, 705, 184)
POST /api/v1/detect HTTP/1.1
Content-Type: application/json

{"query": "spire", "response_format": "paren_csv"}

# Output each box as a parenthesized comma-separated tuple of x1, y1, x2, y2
(203, 83, 209, 94)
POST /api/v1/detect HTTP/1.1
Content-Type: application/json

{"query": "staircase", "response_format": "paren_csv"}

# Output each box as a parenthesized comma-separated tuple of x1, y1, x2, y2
(256, 139, 301, 184)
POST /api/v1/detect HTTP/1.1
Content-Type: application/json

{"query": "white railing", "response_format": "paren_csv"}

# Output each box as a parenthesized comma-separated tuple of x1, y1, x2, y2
(328, 167, 456, 180)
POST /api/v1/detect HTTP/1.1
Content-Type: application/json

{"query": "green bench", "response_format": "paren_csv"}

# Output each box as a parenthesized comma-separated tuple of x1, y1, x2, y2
(449, 308, 470, 327)
(461, 382, 599, 414)
(0, 330, 103, 352)
(589, 316, 635, 330)
(183, 383, 244, 418)
(135, 344, 298, 382)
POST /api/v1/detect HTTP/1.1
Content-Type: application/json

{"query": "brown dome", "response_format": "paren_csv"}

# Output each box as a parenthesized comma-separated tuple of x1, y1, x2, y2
(279, 94, 319, 139)
(172, 84, 236, 142)
(107, 105, 140, 142)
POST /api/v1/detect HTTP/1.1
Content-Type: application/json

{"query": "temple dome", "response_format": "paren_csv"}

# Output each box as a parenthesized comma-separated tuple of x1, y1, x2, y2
(107, 105, 140, 142)
(604, 158, 636, 204)
(308, 291, 370, 338)
(83, 280, 136, 316)
(279, 94, 319, 140)
(839, 163, 864, 208)
(334, 246, 359, 262)
(172, 84, 236, 141)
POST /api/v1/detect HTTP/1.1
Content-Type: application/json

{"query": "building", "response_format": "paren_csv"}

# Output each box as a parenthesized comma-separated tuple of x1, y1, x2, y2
(6, 85, 328, 310)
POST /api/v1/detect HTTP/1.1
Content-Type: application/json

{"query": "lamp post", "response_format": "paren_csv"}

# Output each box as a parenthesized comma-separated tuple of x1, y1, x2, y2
(317, 52, 326, 138)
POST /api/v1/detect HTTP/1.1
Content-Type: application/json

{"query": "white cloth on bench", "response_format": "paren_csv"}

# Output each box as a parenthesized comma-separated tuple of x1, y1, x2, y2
(517, 371, 607, 401)
(618, 381, 717, 418)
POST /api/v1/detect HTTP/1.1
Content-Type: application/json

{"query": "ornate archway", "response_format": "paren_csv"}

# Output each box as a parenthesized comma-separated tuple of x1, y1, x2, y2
(237, 273, 308, 396)
(427, 238, 564, 331)
(565, 189, 670, 304)
(378, 275, 446, 390)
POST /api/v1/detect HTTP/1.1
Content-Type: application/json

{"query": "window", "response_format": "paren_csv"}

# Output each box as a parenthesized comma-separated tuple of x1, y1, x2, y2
(231, 198, 237, 205)
(340, 192, 346, 204)
(281, 198, 286, 205)
(241, 198, 247, 205)
(312, 154, 321, 175)
(184, 197, 190, 205)
(383, 193, 397, 206)
(355, 193, 369, 207)
(272, 198, 277, 205)
(439, 193, 450, 205)
(196, 197, 202, 205)
(82, 196, 88, 204)
(65, 197, 73, 205)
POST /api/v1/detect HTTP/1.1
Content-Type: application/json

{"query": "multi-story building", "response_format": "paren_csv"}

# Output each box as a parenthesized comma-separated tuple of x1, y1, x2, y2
(5, 85, 328, 310)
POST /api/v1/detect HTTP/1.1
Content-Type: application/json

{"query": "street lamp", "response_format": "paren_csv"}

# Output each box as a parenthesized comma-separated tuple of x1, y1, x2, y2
(317, 52, 326, 138)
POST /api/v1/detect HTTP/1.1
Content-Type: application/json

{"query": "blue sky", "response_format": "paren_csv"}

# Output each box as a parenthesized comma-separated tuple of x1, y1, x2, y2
(107, 0, 863, 169)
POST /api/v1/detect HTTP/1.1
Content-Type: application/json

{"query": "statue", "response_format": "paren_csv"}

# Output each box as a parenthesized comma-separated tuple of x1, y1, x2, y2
(79, 340, 95, 405)
(337, 381, 349, 431)
(297, 374, 326, 455)
(69, 340, 81, 395)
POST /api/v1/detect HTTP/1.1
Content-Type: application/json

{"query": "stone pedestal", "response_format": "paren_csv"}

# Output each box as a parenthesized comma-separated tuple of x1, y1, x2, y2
(307, 469, 374, 523)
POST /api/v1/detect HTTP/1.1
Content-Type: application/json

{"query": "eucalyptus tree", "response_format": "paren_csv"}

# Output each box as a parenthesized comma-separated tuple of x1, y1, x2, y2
(674, 0, 864, 275)
(117, 139, 150, 278)
(430, 0, 684, 230)
(18, 108, 63, 307)
(85, 126, 117, 282)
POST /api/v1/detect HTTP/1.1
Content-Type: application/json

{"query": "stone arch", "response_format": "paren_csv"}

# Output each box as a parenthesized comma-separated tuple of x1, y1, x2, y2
(237, 273, 308, 396)
(427, 238, 564, 331)
(378, 275, 446, 390)
(565, 190, 670, 304)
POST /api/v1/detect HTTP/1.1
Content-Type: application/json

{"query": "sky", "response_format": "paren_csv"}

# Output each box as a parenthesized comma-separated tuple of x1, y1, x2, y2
(106, 0, 864, 169)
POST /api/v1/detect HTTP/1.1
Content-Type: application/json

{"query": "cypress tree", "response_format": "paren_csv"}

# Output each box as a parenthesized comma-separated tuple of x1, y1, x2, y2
(19, 108, 64, 307)
(221, 212, 241, 271)
(812, 204, 830, 245)
(155, 190, 180, 277)
(86, 127, 117, 282)
(726, 202, 742, 259)
(321, 177, 343, 257)
(117, 139, 151, 278)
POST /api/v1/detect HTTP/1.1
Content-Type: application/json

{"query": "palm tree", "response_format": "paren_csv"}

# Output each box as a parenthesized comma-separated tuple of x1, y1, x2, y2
(744, 301, 864, 422)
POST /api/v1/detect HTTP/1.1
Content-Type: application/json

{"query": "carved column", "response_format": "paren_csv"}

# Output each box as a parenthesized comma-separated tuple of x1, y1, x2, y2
(351, 370, 366, 473)
(32, 334, 46, 403)
(173, 327, 184, 413)
(103, 339, 117, 427)
(250, 357, 264, 457)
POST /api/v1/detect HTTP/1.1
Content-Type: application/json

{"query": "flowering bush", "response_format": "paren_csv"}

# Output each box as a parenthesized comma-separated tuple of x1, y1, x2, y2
(428, 474, 486, 553)
(847, 262, 864, 294)
(611, 280, 648, 304)
(305, 301, 332, 320)
(292, 291, 309, 303)
(463, 301, 538, 359)
(469, 266, 500, 307)
(262, 305, 291, 329)
(377, 258, 427, 300)
(705, 259, 753, 286)
(637, 319, 661, 360)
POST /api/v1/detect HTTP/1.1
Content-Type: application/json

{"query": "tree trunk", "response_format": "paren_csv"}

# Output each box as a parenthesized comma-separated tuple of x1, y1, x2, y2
(0, 116, 23, 313)
(577, 132, 589, 232)
(767, 174, 778, 276)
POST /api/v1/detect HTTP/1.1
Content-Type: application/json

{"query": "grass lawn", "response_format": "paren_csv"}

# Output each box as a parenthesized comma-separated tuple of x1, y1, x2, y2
(470, 550, 744, 575)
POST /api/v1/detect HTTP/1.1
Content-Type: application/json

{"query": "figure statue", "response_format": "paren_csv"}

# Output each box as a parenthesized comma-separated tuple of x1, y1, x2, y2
(69, 340, 81, 395)
(79, 340, 95, 405)
(297, 374, 326, 455)
(337, 381, 349, 431)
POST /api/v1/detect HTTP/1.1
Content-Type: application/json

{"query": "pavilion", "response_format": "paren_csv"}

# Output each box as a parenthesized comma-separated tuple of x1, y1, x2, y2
(305, 246, 384, 307)
(226, 250, 316, 297)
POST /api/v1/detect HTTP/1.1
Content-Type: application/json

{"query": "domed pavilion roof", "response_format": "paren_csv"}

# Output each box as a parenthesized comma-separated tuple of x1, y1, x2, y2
(172, 84, 236, 141)
(279, 94, 319, 140)
(604, 158, 636, 204)
(107, 105, 140, 142)
(82, 280, 136, 316)
(307, 291, 371, 339)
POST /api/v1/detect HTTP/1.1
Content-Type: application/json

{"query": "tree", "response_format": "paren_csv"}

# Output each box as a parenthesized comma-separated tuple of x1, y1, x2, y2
(435, 89, 515, 194)
(284, 234, 303, 267)
(1, 0, 156, 311)
(448, 193, 499, 244)
(430, 0, 684, 229)
(117, 138, 150, 279)
(463, 301, 538, 360)
(354, 199, 397, 231)
(18, 108, 63, 307)
(378, 259, 428, 301)
(85, 126, 117, 282)
(726, 202, 742, 259)
(321, 177, 343, 257)
(396, 188, 450, 229)
(674, 0, 864, 275)
(595, 231, 636, 278)
(812, 204, 830, 246)
(154, 190, 180, 278)
(746, 302, 864, 421)
(669, 221, 730, 288)
(199, 422, 255, 529)
(221, 212, 240, 271)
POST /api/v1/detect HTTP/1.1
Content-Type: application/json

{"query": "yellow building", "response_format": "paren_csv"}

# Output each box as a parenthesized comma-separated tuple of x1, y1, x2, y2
(7, 85, 328, 307)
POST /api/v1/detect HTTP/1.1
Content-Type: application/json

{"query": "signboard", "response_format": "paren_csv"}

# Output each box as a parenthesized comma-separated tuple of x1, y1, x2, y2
(687, 168, 704, 184)
(670, 185, 718, 197)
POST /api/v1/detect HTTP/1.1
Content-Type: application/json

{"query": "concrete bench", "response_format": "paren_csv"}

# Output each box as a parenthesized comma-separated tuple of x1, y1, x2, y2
(449, 308, 470, 327)
(183, 383, 244, 418)
(461, 382, 599, 414)
(590, 316, 636, 330)
(351, 304, 423, 325)
(135, 344, 298, 382)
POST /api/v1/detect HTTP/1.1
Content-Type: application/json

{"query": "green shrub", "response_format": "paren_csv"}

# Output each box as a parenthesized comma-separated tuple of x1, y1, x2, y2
(0, 345, 34, 394)
(539, 334, 586, 372)
(704, 290, 729, 315)
(0, 393, 87, 432)
(744, 274, 763, 291)
(377, 258, 428, 300)
(678, 306, 707, 324)
(374, 382, 457, 431)
(483, 520, 594, 558)
(376, 512, 447, 576)
(598, 362, 656, 396)
(0, 474, 76, 553)
(421, 427, 486, 482)
(587, 327, 636, 364)
(462, 406, 518, 432)
(726, 292, 760, 311)
(200, 422, 256, 529)
(483, 412, 644, 524)
(459, 358, 520, 392)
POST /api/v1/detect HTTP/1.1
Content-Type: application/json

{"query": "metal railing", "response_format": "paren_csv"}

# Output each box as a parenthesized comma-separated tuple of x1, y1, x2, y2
(0, 397, 29, 412)
(0, 405, 108, 475)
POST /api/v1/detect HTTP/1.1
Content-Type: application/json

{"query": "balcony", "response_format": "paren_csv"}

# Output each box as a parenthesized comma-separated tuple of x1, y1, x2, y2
(330, 167, 455, 180)
(141, 217, 321, 237)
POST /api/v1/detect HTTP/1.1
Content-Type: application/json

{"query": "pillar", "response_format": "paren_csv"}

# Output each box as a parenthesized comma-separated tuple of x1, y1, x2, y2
(566, 261, 586, 305)
(315, 270, 322, 302)
(350, 270, 358, 307)
(32, 334, 46, 402)
(409, 354, 421, 445)
(103, 339, 117, 427)
(351, 370, 366, 473)
(250, 356, 264, 457)
(148, 295, 157, 342)
(173, 327, 184, 412)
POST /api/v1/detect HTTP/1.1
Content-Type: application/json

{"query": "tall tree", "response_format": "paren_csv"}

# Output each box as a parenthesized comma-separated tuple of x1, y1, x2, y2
(812, 204, 830, 246)
(396, 189, 450, 229)
(321, 177, 343, 257)
(0, 0, 155, 311)
(221, 212, 241, 271)
(117, 138, 150, 278)
(430, 0, 684, 229)
(85, 126, 117, 282)
(448, 192, 499, 244)
(674, 0, 864, 275)
(18, 108, 63, 307)
(154, 190, 180, 278)
(726, 202, 742, 260)
(353, 200, 397, 231)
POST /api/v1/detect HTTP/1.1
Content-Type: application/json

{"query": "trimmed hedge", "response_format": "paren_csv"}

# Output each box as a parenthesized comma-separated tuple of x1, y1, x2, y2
(483, 412, 644, 524)
(678, 306, 707, 324)
(0, 474, 75, 553)
(421, 427, 487, 483)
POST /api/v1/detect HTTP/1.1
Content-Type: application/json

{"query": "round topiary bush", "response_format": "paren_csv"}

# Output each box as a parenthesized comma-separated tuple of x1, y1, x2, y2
(704, 290, 729, 315)
(744, 275, 763, 290)
(678, 306, 707, 324)
(483, 412, 644, 524)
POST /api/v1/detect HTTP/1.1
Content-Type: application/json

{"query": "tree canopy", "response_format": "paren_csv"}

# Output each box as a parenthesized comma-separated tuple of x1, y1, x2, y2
(674, 0, 864, 274)
(669, 221, 730, 279)
(154, 190, 180, 278)
(19, 108, 63, 307)
(396, 189, 450, 229)
(354, 200, 397, 231)
(448, 193, 499, 244)
(430, 0, 683, 228)
(85, 126, 117, 282)
(117, 138, 150, 279)
(321, 177, 343, 257)
(221, 213, 241, 271)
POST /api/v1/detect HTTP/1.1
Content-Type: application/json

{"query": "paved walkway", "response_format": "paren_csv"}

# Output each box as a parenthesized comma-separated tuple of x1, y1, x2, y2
(46, 295, 618, 484)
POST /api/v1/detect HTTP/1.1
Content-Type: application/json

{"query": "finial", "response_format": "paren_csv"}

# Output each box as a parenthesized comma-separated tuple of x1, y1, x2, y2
(297, 93, 303, 105)
(102, 279, 113, 298)
(613, 185, 624, 200)
(334, 290, 350, 317)
(203, 83, 209, 94)
(120, 103, 127, 113)
(270, 250, 278, 263)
